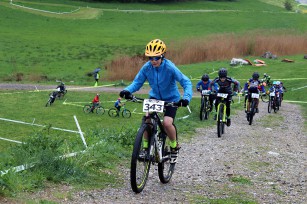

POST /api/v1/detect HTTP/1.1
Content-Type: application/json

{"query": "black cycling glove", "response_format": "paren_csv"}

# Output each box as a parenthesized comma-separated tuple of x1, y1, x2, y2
(119, 90, 132, 100)
(178, 99, 189, 107)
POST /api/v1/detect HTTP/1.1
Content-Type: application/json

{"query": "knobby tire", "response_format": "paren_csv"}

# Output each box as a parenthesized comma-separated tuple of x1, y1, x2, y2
(130, 124, 152, 193)
(108, 108, 119, 117)
(83, 105, 91, 113)
(96, 106, 105, 115)
(217, 104, 224, 138)
(122, 109, 131, 118)
(204, 98, 210, 120)
(199, 98, 205, 120)
(268, 97, 272, 113)
(249, 100, 255, 125)
(158, 124, 177, 183)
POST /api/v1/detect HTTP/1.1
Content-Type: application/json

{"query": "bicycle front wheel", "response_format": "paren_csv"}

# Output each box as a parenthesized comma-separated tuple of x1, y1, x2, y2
(199, 98, 205, 121)
(268, 97, 272, 113)
(122, 109, 131, 118)
(217, 104, 224, 138)
(108, 108, 118, 117)
(130, 124, 152, 193)
(204, 98, 210, 120)
(45, 99, 51, 107)
(158, 125, 177, 183)
(249, 100, 256, 125)
(96, 106, 105, 115)
(83, 105, 91, 113)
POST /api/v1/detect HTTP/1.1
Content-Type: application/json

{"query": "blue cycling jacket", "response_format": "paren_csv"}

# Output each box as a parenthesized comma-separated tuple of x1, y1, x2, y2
(114, 100, 121, 108)
(244, 79, 265, 93)
(124, 59, 193, 102)
(196, 80, 219, 91)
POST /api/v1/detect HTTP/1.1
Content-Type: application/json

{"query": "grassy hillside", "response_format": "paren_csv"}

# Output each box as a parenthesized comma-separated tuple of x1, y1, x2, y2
(0, 0, 306, 84)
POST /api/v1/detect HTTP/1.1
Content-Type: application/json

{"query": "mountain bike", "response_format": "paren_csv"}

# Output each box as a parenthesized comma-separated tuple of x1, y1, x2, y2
(246, 93, 260, 125)
(129, 96, 179, 193)
(199, 90, 211, 120)
(215, 93, 233, 138)
(45, 92, 57, 107)
(83, 103, 105, 115)
(268, 90, 280, 113)
(108, 104, 131, 118)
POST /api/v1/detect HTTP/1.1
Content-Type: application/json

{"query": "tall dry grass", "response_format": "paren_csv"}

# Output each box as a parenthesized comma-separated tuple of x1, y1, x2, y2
(106, 32, 307, 81)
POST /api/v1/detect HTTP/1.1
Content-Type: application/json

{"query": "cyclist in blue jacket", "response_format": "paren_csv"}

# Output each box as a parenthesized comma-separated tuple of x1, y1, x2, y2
(114, 98, 123, 114)
(120, 39, 193, 163)
(196, 74, 218, 111)
(244, 72, 266, 115)
(209, 68, 239, 126)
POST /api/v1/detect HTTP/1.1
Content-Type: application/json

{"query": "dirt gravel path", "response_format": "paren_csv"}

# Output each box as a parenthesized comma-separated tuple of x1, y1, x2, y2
(66, 102, 306, 204)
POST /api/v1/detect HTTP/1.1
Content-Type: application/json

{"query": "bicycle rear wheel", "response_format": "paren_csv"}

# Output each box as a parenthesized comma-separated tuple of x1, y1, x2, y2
(217, 104, 224, 138)
(249, 100, 256, 125)
(83, 105, 91, 113)
(122, 109, 131, 118)
(130, 124, 152, 193)
(158, 125, 177, 183)
(108, 108, 118, 117)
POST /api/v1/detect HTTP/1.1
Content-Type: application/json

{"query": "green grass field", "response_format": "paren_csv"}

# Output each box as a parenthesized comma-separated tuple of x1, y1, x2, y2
(0, 0, 306, 201)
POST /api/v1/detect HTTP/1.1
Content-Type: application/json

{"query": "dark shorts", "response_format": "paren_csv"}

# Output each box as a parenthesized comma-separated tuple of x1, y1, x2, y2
(164, 106, 178, 119)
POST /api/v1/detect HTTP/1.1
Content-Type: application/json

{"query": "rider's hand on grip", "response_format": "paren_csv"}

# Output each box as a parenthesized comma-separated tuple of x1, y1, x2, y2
(197, 88, 200, 92)
(233, 92, 238, 96)
(119, 90, 132, 100)
(178, 99, 189, 107)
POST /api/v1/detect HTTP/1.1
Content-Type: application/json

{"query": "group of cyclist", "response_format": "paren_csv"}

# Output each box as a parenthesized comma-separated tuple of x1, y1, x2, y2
(196, 70, 286, 122)
(196, 68, 240, 126)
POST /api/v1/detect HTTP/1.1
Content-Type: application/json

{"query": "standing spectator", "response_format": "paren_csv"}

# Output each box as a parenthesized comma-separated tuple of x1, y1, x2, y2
(94, 71, 100, 87)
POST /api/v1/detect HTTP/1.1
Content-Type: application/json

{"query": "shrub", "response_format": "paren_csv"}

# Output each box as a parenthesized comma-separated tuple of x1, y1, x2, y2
(284, 0, 293, 11)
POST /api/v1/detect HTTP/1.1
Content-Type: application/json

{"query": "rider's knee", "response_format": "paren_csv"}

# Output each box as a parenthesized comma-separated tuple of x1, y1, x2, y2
(163, 117, 174, 128)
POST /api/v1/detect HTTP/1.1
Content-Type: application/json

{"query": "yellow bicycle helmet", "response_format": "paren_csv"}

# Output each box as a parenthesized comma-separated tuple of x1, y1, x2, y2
(145, 39, 166, 56)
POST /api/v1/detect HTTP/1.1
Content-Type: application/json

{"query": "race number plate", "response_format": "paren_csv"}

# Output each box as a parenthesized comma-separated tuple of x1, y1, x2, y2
(143, 99, 165, 113)
(217, 93, 228, 98)
(202, 90, 210, 95)
(251, 93, 259, 99)
(270, 92, 275, 97)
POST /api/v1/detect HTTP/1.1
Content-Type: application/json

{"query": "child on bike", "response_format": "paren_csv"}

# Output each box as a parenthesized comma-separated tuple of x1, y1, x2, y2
(270, 81, 283, 103)
(90, 93, 100, 113)
(196, 74, 218, 111)
(119, 39, 193, 163)
(114, 98, 123, 115)
(209, 68, 240, 127)
(57, 82, 66, 93)
(243, 72, 266, 116)
(50, 90, 58, 104)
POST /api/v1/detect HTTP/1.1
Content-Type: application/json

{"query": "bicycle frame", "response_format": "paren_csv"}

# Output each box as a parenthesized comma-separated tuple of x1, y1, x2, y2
(145, 112, 166, 163)
(216, 96, 227, 123)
